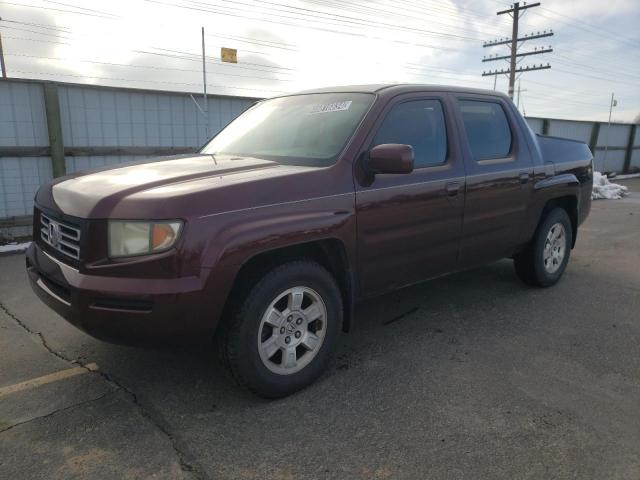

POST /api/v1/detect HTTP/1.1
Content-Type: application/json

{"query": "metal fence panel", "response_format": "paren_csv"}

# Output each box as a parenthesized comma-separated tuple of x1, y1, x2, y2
(0, 81, 48, 147)
(0, 156, 52, 217)
(594, 149, 626, 173)
(598, 124, 631, 148)
(3, 78, 640, 237)
(65, 155, 153, 174)
(58, 84, 254, 149)
(525, 117, 544, 134)
(547, 120, 593, 144)
(631, 147, 640, 170)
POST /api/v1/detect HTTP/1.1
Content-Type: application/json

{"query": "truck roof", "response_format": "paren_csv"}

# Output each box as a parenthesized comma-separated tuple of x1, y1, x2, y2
(293, 83, 510, 99)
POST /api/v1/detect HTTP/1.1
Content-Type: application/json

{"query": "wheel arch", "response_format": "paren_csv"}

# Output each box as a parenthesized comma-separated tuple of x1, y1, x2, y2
(221, 238, 355, 333)
(540, 195, 579, 248)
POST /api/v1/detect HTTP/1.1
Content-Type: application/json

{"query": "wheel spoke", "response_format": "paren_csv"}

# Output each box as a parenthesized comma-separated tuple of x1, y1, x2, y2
(289, 288, 304, 311)
(302, 333, 320, 351)
(264, 308, 283, 327)
(261, 336, 280, 359)
(303, 303, 322, 321)
(282, 346, 297, 369)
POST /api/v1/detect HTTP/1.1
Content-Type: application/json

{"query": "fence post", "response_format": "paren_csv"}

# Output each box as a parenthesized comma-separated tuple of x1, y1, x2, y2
(622, 124, 637, 174)
(542, 118, 550, 135)
(43, 83, 66, 178)
(588, 122, 600, 164)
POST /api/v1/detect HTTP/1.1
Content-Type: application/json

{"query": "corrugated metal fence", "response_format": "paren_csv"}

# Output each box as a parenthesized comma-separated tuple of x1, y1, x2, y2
(1, 77, 639, 238)
(1, 78, 256, 237)
(526, 117, 639, 174)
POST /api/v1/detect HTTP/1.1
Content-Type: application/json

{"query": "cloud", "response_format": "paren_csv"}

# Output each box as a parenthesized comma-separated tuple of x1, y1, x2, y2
(2, 0, 638, 121)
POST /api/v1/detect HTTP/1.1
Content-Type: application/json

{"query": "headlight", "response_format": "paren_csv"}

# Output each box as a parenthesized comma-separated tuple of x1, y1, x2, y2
(108, 220, 183, 258)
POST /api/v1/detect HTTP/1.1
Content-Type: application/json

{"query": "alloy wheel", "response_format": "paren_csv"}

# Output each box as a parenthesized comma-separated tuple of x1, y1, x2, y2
(257, 286, 327, 375)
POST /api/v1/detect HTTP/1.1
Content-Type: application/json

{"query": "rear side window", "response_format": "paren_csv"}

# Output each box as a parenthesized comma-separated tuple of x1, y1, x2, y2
(459, 100, 512, 160)
(371, 99, 447, 168)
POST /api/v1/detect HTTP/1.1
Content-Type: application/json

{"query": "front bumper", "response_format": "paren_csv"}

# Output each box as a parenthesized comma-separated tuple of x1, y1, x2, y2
(26, 242, 215, 346)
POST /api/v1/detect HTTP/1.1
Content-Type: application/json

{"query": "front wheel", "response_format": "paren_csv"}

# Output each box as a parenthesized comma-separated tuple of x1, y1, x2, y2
(514, 208, 573, 287)
(223, 261, 342, 398)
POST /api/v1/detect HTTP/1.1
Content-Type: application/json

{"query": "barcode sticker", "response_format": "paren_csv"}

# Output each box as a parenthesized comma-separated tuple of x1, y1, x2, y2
(309, 100, 352, 114)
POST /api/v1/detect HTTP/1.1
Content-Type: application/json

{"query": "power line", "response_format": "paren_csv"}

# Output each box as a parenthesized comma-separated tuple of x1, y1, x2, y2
(2, 3, 636, 115)
(2, 1, 118, 19)
(42, 0, 120, 19)
(535, 6, 640, 49)
(187, 0, 485, 41)
(148, 0, 481, 44)
(0, 33, 299, 75)
(8, 14, 636, 86)
(4, 52, 295, 82)
(1, 13, 470, 56)
(249, 0, 502, 38)
(4, 19, 635, 94)
(551, 53, 640, 81)
(8, 68, 289, 93)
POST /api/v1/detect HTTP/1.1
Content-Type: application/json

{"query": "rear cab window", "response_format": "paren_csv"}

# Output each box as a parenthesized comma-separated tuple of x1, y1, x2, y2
(459, 100, 512, 161)
(371, 99, 447, 168)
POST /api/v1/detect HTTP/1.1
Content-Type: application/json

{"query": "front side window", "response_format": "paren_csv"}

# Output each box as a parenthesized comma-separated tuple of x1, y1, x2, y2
(201, 93, 374, 167)
(459, 100, 512, 160)
(371, 99, 447, 168)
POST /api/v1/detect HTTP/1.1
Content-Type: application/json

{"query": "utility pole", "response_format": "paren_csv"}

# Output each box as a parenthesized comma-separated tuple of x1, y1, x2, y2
(482, 2, 554, 100)
(201, 26, 209, 139)
(0, 17, 7, 78)
(603, 92, 617, 173)
(507, 2, 520, 99)
(516, 80, 528, 111)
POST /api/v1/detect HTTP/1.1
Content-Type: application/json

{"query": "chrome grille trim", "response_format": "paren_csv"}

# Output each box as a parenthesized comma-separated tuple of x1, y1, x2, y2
(40, 213, 81, 260)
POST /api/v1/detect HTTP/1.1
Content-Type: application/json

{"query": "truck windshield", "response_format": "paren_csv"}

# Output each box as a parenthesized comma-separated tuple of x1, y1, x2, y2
(201, 93, 374, 166)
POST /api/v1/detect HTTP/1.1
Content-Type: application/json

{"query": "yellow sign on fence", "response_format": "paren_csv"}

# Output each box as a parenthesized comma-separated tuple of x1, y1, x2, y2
(221, 47, 237, 63)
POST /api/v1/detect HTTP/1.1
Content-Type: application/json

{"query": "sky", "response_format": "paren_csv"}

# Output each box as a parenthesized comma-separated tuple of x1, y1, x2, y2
(0, 0, 638, 122)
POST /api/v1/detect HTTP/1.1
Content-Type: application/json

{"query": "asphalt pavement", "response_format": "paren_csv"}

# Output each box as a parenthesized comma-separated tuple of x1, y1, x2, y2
(1, 179, 639, 480)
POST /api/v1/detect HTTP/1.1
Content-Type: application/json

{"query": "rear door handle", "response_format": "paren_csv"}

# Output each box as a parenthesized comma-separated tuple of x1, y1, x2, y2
(445, 182, 460, 196)
(519, 172, 530, 184)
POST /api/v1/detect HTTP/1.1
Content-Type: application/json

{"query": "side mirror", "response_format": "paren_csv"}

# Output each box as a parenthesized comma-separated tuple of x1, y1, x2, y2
(367, 144, 414, 175)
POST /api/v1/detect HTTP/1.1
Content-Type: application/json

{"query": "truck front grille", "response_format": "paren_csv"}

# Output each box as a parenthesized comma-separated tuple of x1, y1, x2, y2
(40, 213, 81, 260)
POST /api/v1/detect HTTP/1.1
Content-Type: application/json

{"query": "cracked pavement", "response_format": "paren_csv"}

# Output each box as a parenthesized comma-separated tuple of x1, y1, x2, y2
(1, 179, 639, 479)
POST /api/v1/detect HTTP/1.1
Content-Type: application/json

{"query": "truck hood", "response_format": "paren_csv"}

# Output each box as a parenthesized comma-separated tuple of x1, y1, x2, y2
(43, 154, 306, 218)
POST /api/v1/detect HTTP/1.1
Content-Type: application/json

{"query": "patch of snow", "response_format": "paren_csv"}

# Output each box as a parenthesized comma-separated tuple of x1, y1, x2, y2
(592, 172, 629, 200)
(0, 241, 31, 254)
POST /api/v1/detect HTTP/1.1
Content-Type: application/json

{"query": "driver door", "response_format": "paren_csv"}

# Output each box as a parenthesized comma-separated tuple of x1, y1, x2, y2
(355, 93, 466, 297)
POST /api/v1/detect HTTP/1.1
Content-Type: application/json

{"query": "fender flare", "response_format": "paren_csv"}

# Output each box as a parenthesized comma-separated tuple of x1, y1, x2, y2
(534, 173, 579, 191)
(530, 173, 581, 248)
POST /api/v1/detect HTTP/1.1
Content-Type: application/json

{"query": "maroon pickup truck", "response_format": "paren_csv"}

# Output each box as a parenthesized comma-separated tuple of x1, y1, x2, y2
(27, 84, 593, 397)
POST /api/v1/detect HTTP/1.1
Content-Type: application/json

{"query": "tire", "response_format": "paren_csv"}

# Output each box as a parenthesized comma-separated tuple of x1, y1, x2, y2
(222, 260, 342, 398)
(514, 207, 573, 287)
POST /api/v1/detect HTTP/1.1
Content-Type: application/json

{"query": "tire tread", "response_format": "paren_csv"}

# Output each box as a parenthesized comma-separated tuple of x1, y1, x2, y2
(221, 260, 341, 398)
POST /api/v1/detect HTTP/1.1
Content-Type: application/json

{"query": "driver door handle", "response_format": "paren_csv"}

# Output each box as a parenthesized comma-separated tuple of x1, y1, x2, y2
(445, 181, 460, 196)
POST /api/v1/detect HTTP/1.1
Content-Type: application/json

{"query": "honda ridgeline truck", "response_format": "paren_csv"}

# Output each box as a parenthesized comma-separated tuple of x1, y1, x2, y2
(27, 85, 593, 397)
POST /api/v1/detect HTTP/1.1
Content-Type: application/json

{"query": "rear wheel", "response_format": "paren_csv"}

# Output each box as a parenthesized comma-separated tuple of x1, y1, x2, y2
(223, 260, 342, 398)
(514, 208, 573, 287)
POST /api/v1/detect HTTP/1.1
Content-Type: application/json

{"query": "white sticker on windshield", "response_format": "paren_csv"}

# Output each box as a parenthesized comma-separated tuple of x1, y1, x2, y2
(309, 100, 352, 114)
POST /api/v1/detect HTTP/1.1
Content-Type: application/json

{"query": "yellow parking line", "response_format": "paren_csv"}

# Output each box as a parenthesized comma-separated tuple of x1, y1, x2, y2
(0, 363, 99, 398)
